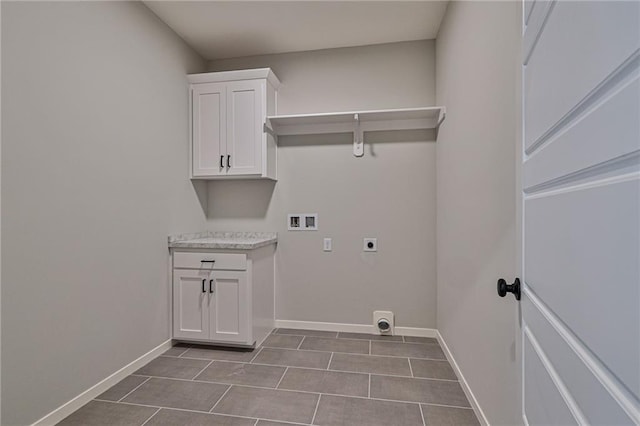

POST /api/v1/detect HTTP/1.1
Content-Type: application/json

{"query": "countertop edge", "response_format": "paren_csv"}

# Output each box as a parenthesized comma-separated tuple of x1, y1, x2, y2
(168, 238, 277, 250)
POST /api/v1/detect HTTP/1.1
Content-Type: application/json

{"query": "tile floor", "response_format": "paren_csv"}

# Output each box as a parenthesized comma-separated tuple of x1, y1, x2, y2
(58, 329, 480, 426)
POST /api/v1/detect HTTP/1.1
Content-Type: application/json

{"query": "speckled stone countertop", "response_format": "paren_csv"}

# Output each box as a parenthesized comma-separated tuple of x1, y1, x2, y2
(168, 231, 277, 250)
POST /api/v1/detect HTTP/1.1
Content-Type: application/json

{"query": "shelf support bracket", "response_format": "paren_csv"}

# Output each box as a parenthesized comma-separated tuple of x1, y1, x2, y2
(353, 113, 364, 157)
(263, 120, 277, 139)
(437, 107, 446, 127)
(263, 119, 279, 146)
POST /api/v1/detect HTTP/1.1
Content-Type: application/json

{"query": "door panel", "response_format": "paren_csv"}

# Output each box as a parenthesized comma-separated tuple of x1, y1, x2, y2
(523, 295, 635, 425)
(173, 270, 209, 340)
(226, 80, 264, 176)
(192, 83, 226, 177)
(525, 179, 640, 399)
(524, 1, 639, 151)
(524, 76, 640, 191)
(524, 0, 535, 26)
(523, 0, 554, 63)
(522, 1, 640, 424)
(523, 332, 578, 426)
(209, 270, 250, 343)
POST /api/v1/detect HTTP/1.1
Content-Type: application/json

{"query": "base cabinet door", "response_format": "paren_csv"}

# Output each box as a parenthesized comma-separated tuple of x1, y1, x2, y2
(209, 270, 250, 343)
(173, 269, 210, 340)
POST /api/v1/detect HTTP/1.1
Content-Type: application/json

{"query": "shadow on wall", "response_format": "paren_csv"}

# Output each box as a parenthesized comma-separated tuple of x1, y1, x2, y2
(191, 180, 209, 214)
(278, 128, 436, 157)
(207, 179, 276, 219)
(365, 129, 436, 157)
(278, 128, 435, 147)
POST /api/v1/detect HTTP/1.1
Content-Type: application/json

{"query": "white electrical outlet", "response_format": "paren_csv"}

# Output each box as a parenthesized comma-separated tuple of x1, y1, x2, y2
(363, 238, 377, 252)
(323, 238, 332, 252)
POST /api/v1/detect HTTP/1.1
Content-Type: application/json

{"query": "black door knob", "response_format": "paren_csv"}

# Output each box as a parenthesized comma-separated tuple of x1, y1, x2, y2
(497, 278, 521, 300)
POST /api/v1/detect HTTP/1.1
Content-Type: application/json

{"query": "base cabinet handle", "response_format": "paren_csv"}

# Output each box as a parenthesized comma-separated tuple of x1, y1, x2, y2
(202, 279, 206, 293)
(209, 279, 214, 293)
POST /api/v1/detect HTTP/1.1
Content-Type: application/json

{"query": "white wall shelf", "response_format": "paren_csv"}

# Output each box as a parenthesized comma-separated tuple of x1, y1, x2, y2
(265, 106, 445, 156)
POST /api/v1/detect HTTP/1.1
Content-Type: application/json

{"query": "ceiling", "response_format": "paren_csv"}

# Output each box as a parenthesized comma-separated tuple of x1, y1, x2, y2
(144, 1, 449, 60)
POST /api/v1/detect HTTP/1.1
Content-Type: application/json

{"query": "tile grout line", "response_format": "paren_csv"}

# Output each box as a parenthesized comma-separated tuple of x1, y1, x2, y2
(174, 344, 192, 358)
(101, 399, 314, 425)
(310, 394, 322, 425)
(117, 376, 152, 402)
(191, 359, 215, 380)
(275, 331, 435, 344)
(275, 366, 289, 389)
(419, 402, 427, 426)
(164, 353, 451, 369)
(119, 375, 473, 409)
(249, 347, 264, 363)
(209, 384, 233, 413)
(102, 394, 318, 425)
(162, 347, 446, 361)
(297, 336, 306, 350)
(132, 362, 459, 382)
(257, 417, 310, 426)
(139, 407, 161, 426)
(96, 400, 205, 415)
(367, 374, 371, 398)
(368, 340, 371, 355)
(408, 358, 415, 378)
(175, 346, 191, 357)
(107, 399, 269, 423)
(327, 352, 334, 370)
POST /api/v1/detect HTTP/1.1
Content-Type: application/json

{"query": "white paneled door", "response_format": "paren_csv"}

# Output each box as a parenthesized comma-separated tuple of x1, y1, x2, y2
(192, 82, 226, 177)
(226, 80, 264, 176)
(173, 269, 210, 341)
(521, 1, 639, 425)
(209, 271, 250, 343)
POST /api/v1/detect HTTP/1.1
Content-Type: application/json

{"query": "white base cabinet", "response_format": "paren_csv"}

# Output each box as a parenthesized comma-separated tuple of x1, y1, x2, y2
(171, 246, 275, 347)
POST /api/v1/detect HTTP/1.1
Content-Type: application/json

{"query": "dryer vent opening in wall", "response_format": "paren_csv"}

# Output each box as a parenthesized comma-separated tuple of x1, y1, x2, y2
(373, 311, 394, 335)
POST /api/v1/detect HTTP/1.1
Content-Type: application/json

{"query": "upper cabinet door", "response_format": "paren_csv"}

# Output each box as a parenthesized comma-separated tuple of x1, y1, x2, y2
(225, 80, 265, 176)
(192, 82, 226, 177)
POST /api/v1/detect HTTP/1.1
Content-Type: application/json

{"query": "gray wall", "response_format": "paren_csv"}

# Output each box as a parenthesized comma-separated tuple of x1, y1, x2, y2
(1, 2, 206, 424)
(435, 2, 520, 425)
(0, 3, 3, 420)
(208, 40, 438, 328)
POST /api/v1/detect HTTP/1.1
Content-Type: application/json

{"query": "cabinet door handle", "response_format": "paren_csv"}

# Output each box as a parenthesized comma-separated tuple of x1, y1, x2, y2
(201, 279, 206, 293)
(209, 279, 214, 293)
(220, 155, 224, 168)
(227, 155, 231, 168)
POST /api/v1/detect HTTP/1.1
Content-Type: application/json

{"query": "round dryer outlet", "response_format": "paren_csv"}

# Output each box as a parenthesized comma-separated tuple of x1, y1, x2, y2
(373, 310, 394, 335)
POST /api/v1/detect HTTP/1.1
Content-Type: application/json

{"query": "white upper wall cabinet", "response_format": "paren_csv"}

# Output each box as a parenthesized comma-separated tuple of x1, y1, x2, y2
(189, 68, 280, 180)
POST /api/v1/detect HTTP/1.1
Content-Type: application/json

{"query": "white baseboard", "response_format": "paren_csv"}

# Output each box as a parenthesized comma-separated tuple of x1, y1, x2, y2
(437, 331, 490, 426)
(32, 339, 172, 426)
(274, 319, 437, 338)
